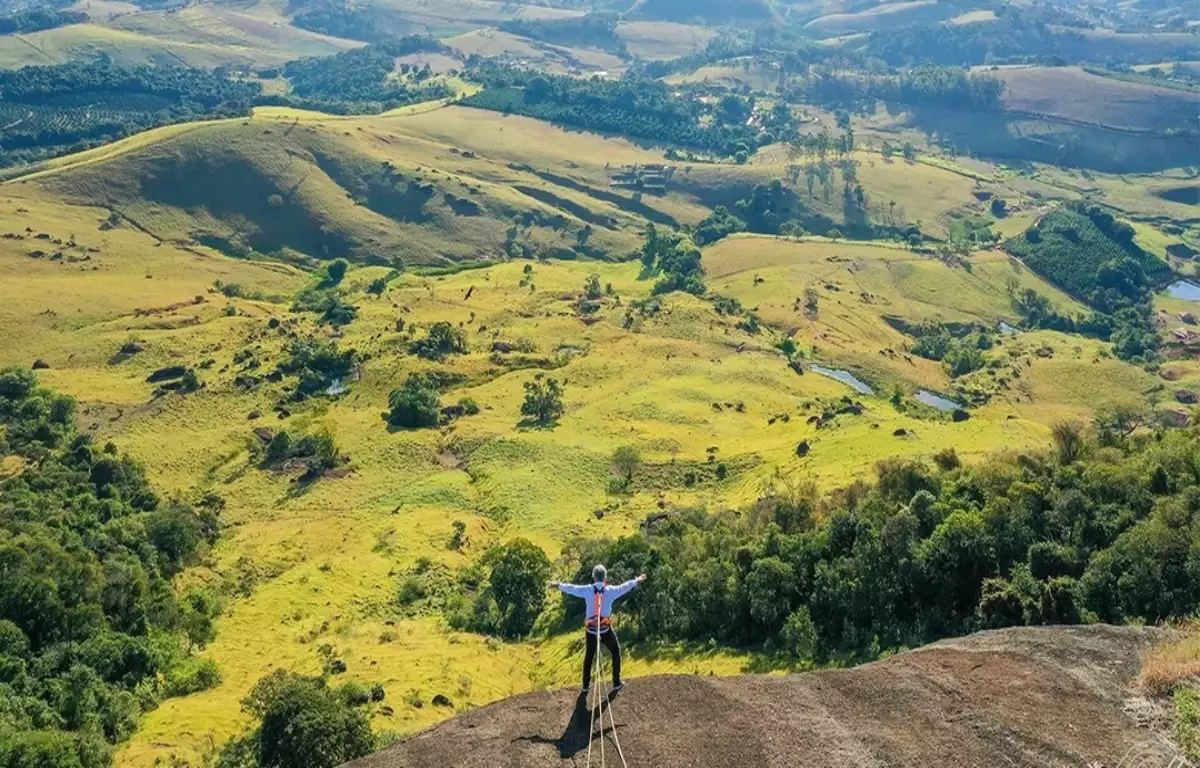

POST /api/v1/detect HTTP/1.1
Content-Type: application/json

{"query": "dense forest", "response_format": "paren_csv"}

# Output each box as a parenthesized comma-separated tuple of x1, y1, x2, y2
(0, 60, 258, 166)
(463, 63, 775, 156)
(268, 38, 454, 114)
(0, 9, 86, 35)
(0, 370, 221, 767)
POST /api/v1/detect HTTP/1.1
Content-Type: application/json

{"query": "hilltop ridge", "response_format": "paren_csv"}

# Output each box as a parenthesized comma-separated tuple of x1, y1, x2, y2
(348, 625, 1175, 768)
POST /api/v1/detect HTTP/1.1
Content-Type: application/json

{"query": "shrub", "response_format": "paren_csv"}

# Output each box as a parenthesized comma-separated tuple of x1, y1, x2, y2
(780, 607, 817, 660)
(279, 338, 359, 399)
(324, 259, 349, 286)
(485, 539, 551, 639)
(220, 670, 375, 768)
(163, 658, 222, 697)
(932, 448, 960, 471)
(293, 289, 357, 326)
(410, 322, 468, 360)
(262, 429, 342, 477)
(520, 376, 564, 425)
(387, 376, 442, 428)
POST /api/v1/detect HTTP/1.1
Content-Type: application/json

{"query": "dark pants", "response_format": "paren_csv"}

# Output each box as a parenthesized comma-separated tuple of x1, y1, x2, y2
(582, 628, 621, 689)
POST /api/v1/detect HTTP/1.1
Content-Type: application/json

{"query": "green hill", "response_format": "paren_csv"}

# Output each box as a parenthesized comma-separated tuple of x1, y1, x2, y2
(16, 115, 647, 267)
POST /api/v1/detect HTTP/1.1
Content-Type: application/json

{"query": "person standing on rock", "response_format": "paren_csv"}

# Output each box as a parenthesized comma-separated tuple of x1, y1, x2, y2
(550, 566, 647, 694)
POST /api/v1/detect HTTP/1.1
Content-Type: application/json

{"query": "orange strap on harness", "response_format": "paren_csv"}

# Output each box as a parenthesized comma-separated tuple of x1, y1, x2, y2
(586, 583, 610, 631)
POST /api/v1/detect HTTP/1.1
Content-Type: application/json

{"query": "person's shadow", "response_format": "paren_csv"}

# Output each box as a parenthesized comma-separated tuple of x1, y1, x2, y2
(514, 691, 623, 758)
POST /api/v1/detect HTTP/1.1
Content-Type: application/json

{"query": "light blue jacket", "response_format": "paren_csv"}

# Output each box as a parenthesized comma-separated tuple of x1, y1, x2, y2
(558, 580, 639, 629)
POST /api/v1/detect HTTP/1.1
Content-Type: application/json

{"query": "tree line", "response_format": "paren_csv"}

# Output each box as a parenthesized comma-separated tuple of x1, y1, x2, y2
(548, 416, 1200, 662)
(0, 9, 86, 35)
(0, 369, 221, 767)
(271, 38, 454, 114)
(462, 62, 772, 157)
(289, 4, 412, 44)
(0, 59, 259, 166)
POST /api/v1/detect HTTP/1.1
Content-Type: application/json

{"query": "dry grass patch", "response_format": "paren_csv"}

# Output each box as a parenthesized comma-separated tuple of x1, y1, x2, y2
(1139, 629, 1200, 698)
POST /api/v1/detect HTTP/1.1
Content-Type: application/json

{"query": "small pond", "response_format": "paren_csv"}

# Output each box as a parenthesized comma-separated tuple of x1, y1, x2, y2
(811, 365, 874, 395)
(1168, 281, 1200, 301)
(998, 321, 1020, 334)
(915, 390, 962, 412)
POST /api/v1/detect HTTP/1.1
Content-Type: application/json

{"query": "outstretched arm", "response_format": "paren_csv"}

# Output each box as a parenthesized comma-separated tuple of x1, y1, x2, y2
(549, 581, 592, 599)
(607, 574, 648, 601)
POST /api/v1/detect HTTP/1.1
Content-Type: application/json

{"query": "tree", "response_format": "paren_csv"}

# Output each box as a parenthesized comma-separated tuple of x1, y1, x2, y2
(611, 445, 642, 486)
(231, 670, 375, 768)
(386, 375, 441, 428)
(803, 287, 819, 318)
(780, 606, 817, 660)
(410, 322, 468, 360)
(920, 511, 994, 625)
(1050, 421, 1086, 465)
(324, 259, 349, 286)
(486, 539, 551, 638)
(521, 376, 564, 425)
(745, 557, 794, 634)
(1094, 404, 1146, 447)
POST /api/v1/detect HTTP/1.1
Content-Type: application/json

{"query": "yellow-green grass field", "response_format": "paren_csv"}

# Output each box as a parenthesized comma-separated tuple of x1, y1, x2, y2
(615, 20, 714, 60)
(666, 60, 782, 92)
(0, 183, 1167, 764)
(10, 106, 671, 267)
(0, 89, 1176, 766)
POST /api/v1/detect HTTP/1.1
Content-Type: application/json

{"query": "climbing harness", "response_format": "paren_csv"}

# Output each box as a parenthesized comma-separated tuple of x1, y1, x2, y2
(585, 583, 629, 768)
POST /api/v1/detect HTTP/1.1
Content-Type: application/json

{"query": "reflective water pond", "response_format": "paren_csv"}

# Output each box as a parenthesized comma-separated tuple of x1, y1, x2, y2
(811, 365, 874, 395)
(915, 390, 962, 412)
(1168, 281, 1200, 301)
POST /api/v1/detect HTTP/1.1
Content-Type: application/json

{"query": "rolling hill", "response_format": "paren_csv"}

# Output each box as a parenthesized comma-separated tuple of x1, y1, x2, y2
(0, 3, 360, 69)
(995, 66, 1200, 134)
(0, 8, 1198, 764)
(803, 0, 957, 38)
(0, 178, 1162, 765)
(10, 108, 667, 266)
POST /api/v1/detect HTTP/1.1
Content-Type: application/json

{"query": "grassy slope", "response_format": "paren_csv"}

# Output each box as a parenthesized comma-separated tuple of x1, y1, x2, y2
(12, 107, 674, 266)
(996, 66, 1200, 133)
(0, 193, 1160, 764)
(0, 95, 1171, 765)
(803, 0, 955, 37)
(615, 20, 714, 59)
(0, 4, 360, 69)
